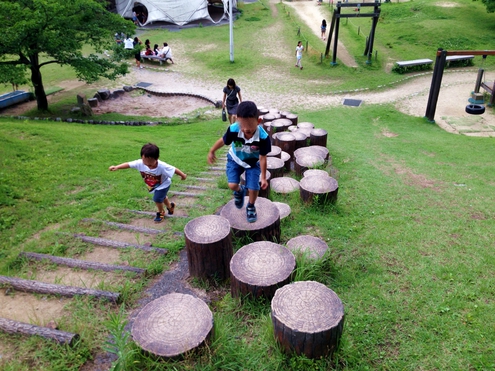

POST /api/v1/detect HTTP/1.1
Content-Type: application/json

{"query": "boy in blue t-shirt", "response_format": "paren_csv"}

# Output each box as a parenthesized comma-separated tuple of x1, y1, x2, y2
(208, 101, 271, 223)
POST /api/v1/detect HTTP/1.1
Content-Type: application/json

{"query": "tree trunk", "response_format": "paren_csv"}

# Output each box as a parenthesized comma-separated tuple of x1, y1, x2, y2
(29, 53, 48, 111)
(0, 317, 79, 346)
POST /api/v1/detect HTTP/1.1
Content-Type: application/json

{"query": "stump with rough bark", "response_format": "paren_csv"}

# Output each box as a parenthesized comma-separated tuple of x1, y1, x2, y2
(299, 176, 338, 204)
(292, 131, 308, 150)
(266, 157, 285, 178)
(271, 281, 344, 359)
(267, 145, 281, 158)
(277, 133, 296, 160)
(294, 146, 329, 162)
(273, 202, 291, 219)
(241, 170, 271, 199)
(271, 118, 293, 134)
(310, 129, 328, 148)
(230, 241, 296, 300)
(285, 113, 298, 126)
(286, 235, 328, 260)
(280, 151, 291, 171)
(270, 177, 300, 194)
(294, 154, 325, 176)
(184, 215, 233, 281)
(220, 197, 280, 242)
(132, 293, 213, 358)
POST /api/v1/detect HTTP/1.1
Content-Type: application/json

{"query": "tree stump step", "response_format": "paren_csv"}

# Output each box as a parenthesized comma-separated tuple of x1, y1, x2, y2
(270, 177, 300, 194)
(271, 281, 344, 359)
(280, 151, 291, 171)
(266, 157, 285, 178)
(286, 235, 328, 260)
(271, 118, 293, 134)
(310, 128, 328, 148)
(132, 293, 213, 358)
(300, 176, 338, 204)
(277, 132, 296, 160)
(230, 241, 296, 300)
(220, 197, 280, 242)
(294, 154, 326, 176)
(294, 145, 329, 161)
(303, 169, 330, 178)
(184, 215, 233, 281)
(267, 145, 282, 158)
(272, 202, 291, 219)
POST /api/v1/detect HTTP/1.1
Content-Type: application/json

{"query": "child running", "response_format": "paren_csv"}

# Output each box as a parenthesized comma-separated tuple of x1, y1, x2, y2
(109, 143, 187, 223)
(207, 101, 271, 223)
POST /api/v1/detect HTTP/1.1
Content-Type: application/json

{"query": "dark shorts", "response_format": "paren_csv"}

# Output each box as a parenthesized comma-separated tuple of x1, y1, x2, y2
(135, 53, 141, 61)
(226, 155, 261, 191)
(152, 186, 170, 203)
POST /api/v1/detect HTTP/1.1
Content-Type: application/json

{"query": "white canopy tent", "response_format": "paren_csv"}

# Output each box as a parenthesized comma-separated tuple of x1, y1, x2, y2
(115, 0, 237, 27)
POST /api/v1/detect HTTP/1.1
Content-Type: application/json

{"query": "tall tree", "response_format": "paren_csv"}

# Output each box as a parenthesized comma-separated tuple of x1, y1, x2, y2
(475, 0, 495, 13)
(0, 0, 135, 111)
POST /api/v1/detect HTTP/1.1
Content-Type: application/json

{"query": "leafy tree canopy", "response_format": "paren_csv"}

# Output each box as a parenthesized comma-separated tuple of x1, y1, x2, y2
(0, 0, 135, 110)
(474, 0, 495, 13)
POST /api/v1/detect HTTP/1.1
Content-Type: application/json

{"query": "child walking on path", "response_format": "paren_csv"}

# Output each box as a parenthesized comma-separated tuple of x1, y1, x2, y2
(295, 41, 304, 70)
(207, 101, 271, 223)
(109, 143, 187, 223)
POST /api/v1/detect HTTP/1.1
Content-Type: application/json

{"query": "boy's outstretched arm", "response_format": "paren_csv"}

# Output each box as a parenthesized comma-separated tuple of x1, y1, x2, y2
(208, 138, 226, 164)
(175, 168, 187, 180)
(109, 163, 130, 171)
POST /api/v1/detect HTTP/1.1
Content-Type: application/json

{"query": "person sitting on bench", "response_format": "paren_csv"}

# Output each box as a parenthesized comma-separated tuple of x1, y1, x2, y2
(159, 43, 174, 64)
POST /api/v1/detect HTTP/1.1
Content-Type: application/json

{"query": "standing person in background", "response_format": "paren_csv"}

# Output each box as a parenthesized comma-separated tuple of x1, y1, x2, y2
(321, 20, 327, 40)
(123, 35, 134, 50)
(295, 41, 304, 70)
(222, 78, 242, 124)
(133, 36, 143, 69)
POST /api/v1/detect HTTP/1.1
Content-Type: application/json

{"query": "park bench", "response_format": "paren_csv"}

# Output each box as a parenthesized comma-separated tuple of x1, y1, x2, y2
(141, 54, 169, 65)
(445, 55, 474, 67)
(393, 58, 433, 74)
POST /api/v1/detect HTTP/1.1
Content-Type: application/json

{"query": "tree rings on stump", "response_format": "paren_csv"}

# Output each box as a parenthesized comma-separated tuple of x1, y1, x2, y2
(230, 241, 296, 300)
(270, 177, 300, 194)
(286, 235, 328, 260)
(294, 146, 329, 162)
(272, 118, 293, 132)
(310, 128, 328, 148)
(273, 201, 291, 219)
(241, 170, 271, 199)
(267, 145, 282, 158)
(300, 176, 338, 204)
(304, 169, 330, 178)
(294, 154, 325, 177)
(220, 197, 280, 242)
(297, 122, 314, 130)
(266, 157, 285, 178)
(132, 293, 213, 358)
(184, 215, 233, 281)
(271, 281, 344, 359)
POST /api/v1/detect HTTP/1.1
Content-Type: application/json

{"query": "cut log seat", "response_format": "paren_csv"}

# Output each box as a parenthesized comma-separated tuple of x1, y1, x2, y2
(299, 175, 338, 204)
(271, 281, 344, 359)
(230, 241, 296, 300)
(131, 293, 213, 358)
(286, 235, 329, 260)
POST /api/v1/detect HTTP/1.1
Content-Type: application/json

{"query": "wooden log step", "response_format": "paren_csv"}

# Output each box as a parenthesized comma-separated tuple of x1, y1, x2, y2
(0, 276, 120, 303)
(127, 209, 189, 220)
(299, 176, 338, 204)
(19, 252, 146, 275)
(184, 185, 208, 190)
(0, 317, 80, 346)
(132, 293, 213, 358)
(220, 196, 280, 242)
(270, 177, 300, 194)
(74, 233, 168, 254)
(266, 157, 285, 179)
(190, 177, 215, 182)
(294, 145, 329, 161)
(310, 129, 328, 148)
(267, 145, 282, 158)
(272, 202, 291, 219)
(200, 171, 223, 175)
(281, 151, 291, 172)
(294, 154, 326, 177)
(272, 281, 344, 359)
(184, 215, 233, 281)
(277, 132, 296, 160)
(297, 122, 315, 130)
(82, 218, 165, 234)
(230, 241, 296, 300)
(286, 235, 328, 260)
(292, 131, 308, 150)
(208, 166, 224, 171)
(303, 169, 330, 178)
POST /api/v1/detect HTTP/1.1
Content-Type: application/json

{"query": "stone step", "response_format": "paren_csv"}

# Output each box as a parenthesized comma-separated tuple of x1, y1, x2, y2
(73, 233, 168, 254)
(82, 218, 165, 234)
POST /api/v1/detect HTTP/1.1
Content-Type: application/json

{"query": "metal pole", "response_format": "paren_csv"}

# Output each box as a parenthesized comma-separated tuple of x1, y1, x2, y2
(229, 0, 234, 62)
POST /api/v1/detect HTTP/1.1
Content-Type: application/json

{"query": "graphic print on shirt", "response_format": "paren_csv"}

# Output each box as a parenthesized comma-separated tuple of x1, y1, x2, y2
(233, 140, 260, 162)
(140, 171, 161, 192)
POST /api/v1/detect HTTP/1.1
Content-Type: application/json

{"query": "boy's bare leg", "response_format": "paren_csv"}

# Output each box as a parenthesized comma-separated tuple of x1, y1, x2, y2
(248, 189, 258, 205)
(164, 197, 172, 210)
(156, 202, 165, 214)
(228, 183, 242, 192)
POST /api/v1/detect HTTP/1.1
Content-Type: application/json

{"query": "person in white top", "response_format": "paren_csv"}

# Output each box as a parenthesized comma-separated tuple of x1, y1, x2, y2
(159, 42, 174, 64)
(123, 36, 134, 50)
(295, 41, 304, 70)
(109, 143, 187, 223)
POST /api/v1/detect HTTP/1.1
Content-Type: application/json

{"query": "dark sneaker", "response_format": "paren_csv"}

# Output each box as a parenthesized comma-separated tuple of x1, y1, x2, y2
(233, 185, 246, 209)
(167, 202, 175, 215)
(154, 212, 165, 223)
(246, 204, 257, 223)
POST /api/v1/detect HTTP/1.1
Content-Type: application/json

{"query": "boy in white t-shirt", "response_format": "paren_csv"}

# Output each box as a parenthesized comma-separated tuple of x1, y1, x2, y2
(109, 143, 187, 222)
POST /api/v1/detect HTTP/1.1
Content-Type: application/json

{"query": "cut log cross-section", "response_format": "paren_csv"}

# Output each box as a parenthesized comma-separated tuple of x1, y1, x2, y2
(0, 317, 80, 346)
(220, 197, 280, 242)
(266, 157, 285, 179)
(132, 293, 213, 358)
(184, 215, 233, 281)
(270, 177, 300, 194)
(286, 235, 329, 260)
(271, 281, 344, 359)
(300, 176, 339, 205)
(230, 241, 296, 300)
(310, 128, 328, 148)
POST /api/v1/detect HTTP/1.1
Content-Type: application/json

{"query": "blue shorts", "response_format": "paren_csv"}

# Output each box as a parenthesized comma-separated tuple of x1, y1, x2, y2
(226, 155, 261, 191)
(152, 186, 170, 203)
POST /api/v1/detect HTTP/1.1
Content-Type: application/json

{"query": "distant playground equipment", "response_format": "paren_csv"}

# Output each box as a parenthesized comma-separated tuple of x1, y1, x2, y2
(471, 55, 495, 107)
(425, 49, 495, 122)
(325, 1, 381, 65)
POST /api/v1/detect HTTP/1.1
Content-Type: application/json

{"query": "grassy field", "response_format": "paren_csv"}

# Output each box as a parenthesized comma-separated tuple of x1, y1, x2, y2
(1, 0, 495, 370)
